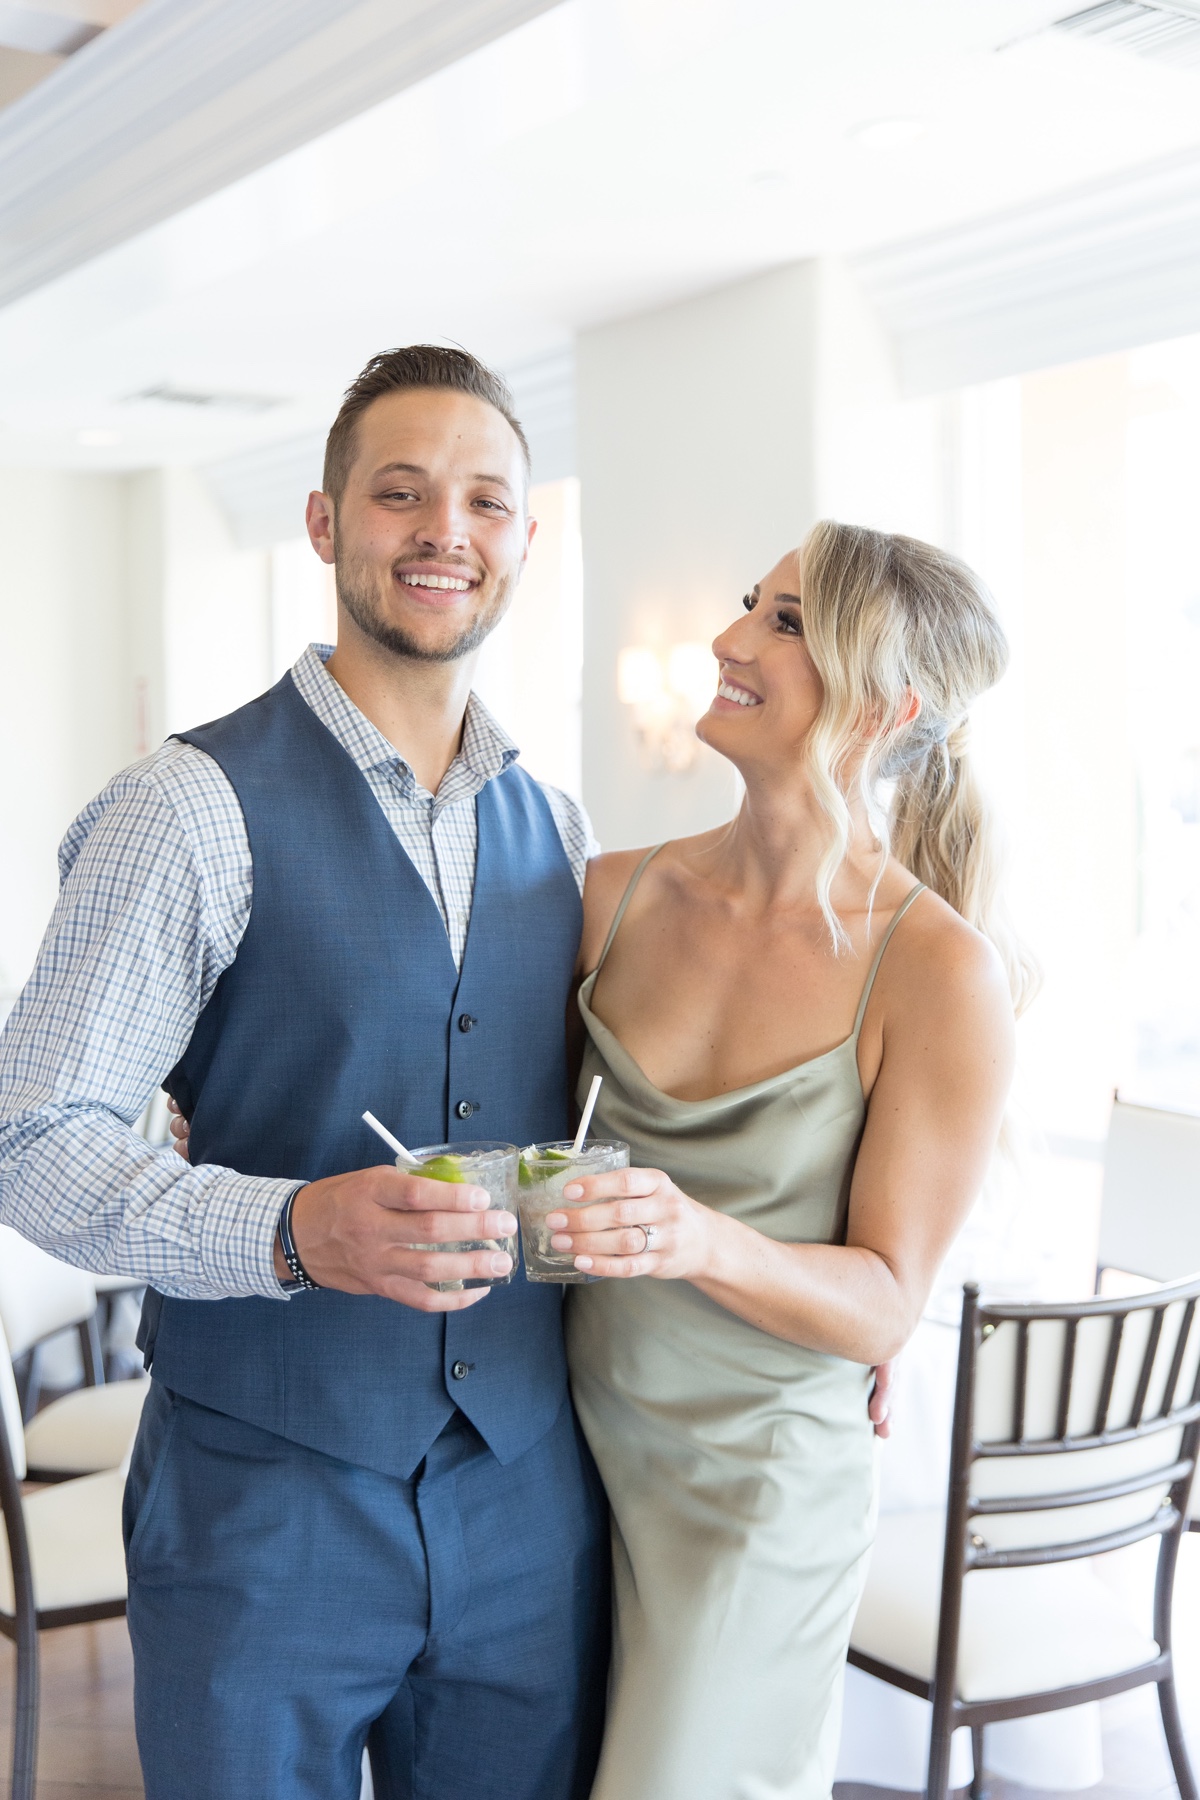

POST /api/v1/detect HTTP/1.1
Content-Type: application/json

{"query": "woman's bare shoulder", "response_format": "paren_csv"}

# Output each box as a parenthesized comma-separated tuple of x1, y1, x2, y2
(879, 878, 1012, 1028)
(580, 846, 660, 973)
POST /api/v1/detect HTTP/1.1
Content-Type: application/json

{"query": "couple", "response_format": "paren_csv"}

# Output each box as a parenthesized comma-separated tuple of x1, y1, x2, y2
(0, 345, 1020, 1800)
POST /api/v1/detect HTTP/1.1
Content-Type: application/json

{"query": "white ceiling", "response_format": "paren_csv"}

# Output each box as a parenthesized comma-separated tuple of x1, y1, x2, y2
(3, 0, 1200, 481)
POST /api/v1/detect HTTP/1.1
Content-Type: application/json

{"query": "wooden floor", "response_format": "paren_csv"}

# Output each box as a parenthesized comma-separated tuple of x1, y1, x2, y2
(0, 1618, 143, 1799)
(0, 1613, 1191, 1800)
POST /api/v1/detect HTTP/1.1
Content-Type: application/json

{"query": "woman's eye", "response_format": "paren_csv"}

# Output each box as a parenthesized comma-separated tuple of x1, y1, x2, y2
(776, 611, 802, 635)
(742, 593, 756, 612)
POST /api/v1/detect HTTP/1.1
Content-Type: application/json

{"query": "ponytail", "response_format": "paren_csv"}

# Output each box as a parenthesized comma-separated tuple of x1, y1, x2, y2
(798, 521, 1038, 1017)
(891, 721, 1038, 1016)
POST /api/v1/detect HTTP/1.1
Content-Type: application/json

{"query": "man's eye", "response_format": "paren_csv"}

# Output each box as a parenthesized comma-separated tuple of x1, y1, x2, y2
(381, 489, 418, 502)
(474, 498, 507, 512)
(742, 592, 756, 612)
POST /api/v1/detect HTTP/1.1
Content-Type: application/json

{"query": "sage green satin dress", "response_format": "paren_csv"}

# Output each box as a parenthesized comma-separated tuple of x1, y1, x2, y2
(566, 850, 926, 1800)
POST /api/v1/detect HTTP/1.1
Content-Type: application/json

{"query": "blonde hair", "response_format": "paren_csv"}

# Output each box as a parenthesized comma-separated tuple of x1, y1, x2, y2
(798, 520, 1037, 1015)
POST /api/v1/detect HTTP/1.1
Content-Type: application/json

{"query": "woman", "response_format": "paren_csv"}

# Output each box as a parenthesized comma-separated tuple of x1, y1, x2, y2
(548, 520, 1030, 1800)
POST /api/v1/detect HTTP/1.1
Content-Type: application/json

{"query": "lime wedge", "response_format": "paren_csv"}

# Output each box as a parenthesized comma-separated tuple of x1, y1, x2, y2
(518, 1157, 534, 1188)
(420, 1154, 467, 1184)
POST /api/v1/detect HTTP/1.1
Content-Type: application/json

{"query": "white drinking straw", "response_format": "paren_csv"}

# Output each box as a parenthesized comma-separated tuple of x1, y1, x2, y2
(362, 1110, 419, 1167)
(572, 1074, 603, 1154)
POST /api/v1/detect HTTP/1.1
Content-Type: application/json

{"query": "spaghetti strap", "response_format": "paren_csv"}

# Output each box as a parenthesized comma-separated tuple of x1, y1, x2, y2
(851, 883, 926, 1038)
(593, 844, 668, 974)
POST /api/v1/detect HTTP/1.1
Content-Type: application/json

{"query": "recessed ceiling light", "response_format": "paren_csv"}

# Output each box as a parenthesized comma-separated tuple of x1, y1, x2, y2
(77, 428, 121, 446)
(848, 118, 927, 151)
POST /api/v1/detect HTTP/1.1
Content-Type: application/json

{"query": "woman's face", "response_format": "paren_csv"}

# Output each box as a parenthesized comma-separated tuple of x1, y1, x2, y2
(695, 551, 825, 770)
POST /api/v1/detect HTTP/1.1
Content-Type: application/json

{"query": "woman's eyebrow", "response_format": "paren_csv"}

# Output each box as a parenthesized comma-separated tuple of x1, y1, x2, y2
(774, 592, 803, 605)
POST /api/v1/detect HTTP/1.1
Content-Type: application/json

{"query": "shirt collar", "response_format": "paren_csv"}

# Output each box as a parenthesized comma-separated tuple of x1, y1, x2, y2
(289, 643, 520, 792)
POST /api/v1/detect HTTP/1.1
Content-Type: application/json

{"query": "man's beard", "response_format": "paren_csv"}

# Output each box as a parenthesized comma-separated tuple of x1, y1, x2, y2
(335, 555, 514, 664)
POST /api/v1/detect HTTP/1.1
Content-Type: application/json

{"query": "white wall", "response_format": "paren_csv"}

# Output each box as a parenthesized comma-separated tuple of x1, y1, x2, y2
(0, 468, 133, 998)
(474, 477, 584, 798)
(577, 263, 822, 850)
(575, 258, 955, 851)
(0, 464, 275, 1004)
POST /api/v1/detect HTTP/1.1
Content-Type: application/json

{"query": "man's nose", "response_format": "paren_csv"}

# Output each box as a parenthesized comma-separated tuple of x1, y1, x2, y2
(414, 499, 471, 552)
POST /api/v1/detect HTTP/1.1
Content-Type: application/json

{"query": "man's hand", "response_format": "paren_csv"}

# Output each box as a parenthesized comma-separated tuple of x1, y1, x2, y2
(284, 1166, 515, 1312)
(166, 1098, 511, 1312)
(167, 1095, 190, 1160)
(869, 1359, 895, 1439)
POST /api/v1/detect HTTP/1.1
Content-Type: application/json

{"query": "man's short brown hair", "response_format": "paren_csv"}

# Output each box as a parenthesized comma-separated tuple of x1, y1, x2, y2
(322, 345, 531, 505)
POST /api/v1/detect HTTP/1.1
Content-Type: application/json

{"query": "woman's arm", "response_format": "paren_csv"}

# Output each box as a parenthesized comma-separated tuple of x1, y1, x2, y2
(549, 921, 1015, 1367)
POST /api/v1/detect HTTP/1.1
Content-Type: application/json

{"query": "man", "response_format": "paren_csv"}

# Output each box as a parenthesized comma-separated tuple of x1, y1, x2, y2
(0, 347, 609, 1799)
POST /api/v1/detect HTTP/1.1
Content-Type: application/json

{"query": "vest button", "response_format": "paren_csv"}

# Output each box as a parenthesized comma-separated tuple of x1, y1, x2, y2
(451, 1360, 469, 1381)
(455, 1100, 476, 1120)
(458, 1013, 476, 1033)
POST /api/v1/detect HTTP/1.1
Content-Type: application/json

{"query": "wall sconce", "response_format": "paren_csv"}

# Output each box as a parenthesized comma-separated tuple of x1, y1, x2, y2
(617, 642, 715, 773)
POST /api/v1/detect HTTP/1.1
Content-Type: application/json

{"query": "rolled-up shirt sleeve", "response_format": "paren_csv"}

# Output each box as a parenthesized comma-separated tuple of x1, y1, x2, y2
(0, 751, 296, 1300)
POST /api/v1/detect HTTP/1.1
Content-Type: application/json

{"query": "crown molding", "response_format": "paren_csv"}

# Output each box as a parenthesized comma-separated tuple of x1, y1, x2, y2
(853, 139, 1200, 392)
(0, 0, 564, 309)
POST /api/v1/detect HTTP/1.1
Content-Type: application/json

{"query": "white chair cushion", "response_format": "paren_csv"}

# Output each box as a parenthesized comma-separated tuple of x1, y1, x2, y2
(24, 1376, 148, 1474)
(852, 1509, 1161, 1702)
(0, 1467, 127, 1616)
(0, 1226, 97, 1358)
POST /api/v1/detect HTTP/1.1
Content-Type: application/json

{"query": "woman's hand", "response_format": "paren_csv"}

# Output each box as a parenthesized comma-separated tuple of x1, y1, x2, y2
(166, 1095, 190, 1161)
(545, 1165, 718, 1281)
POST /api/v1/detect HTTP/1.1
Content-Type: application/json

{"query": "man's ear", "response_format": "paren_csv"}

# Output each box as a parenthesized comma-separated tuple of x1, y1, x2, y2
(306, 490, 336, 566)
(510, 510, 538, 586)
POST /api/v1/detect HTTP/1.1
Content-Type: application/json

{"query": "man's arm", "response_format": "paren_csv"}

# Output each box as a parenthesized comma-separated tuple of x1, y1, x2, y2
(0, 757, 293, 1298)
(0, 749, 519, 1309)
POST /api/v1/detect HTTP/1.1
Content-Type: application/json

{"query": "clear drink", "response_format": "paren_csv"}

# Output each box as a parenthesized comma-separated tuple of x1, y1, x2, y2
(517, 1140, 630, 1283)
(405, 1141, 519, 1292)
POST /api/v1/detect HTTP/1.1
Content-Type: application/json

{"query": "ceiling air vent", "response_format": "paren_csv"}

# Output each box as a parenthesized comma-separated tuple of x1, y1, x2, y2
(1052, 0, 1200, 68)
(126, 384, 282, 414)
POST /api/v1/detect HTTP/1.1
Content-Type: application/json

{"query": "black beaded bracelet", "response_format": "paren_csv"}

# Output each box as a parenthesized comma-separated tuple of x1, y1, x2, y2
(278, 1187, 320, 1291)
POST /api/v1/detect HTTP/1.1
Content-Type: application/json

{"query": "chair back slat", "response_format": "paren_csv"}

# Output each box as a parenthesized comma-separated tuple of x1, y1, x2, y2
(0, 1313, 27, 1483)
(959, 1277, 1200, 1567)
(1012, 1319, 1028, 1442)
(1054, 1317, 1078, 1440)
(1093, 1312, 1124, 1436)
(1160, 1299, 1197, 1418)
(1132, 1307, 1167, 1425)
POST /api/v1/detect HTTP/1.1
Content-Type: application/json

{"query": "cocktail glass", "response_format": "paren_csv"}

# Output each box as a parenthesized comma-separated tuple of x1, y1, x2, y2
(517, 1140, 630, 1283)
(405, 1141, 519, 1292)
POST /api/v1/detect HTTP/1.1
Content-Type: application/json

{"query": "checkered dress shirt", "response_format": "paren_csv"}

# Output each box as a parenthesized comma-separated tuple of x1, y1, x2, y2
(0, 646, 595, 1300)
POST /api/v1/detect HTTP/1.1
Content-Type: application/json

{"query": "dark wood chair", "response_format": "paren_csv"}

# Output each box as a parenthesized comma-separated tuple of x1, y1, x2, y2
(0, 1314, 127, 1800)
(850, 1277, 1200, 1800)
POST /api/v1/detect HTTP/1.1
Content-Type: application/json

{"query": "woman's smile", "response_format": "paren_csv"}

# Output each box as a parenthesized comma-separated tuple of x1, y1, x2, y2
(713, 677, 763, 711)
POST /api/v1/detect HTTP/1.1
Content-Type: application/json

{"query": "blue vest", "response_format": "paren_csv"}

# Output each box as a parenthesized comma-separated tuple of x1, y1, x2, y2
(138, 674, 582, 1480)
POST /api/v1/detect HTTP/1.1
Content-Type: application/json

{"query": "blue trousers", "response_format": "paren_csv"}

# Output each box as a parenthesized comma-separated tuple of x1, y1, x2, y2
(124, 1382, 610, 1800)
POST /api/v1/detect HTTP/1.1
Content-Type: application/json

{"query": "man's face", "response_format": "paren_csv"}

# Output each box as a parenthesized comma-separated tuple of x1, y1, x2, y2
(309, 387, 534, 663)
